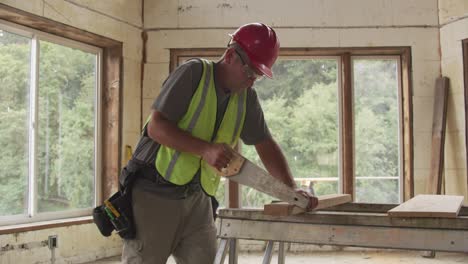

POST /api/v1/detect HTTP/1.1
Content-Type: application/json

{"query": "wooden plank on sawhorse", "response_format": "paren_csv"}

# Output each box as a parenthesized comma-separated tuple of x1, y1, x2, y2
(264, 194, 352, 216)
(387, 194, 464, 218)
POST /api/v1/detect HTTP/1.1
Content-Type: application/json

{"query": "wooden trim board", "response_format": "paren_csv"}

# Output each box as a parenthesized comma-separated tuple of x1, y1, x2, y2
(387, 194, 463, 218)
(264, 194, 352, 216)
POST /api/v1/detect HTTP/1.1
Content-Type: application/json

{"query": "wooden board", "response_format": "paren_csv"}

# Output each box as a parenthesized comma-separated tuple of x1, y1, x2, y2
(426, 77, 449, 195)
(387, 194, 463, 218)
(264, 194, 352, 216)
(463, 40, 468, 194)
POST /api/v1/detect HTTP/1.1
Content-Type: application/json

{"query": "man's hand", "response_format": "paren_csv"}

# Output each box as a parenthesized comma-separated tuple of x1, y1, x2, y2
(202, 143, 234, 171)
(295, 188, 318, 211)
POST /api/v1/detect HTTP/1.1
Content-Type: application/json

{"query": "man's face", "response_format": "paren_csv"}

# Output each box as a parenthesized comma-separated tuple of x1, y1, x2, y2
(229, 47, 264, 93)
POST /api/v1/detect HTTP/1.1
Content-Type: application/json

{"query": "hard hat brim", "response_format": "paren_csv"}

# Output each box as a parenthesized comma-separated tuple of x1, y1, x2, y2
(251, 61, 274, 79)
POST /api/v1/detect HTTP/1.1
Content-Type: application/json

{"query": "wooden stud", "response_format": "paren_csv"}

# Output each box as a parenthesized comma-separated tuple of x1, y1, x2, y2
(401, 48, 414, 201)
(102, 44, 123, 199)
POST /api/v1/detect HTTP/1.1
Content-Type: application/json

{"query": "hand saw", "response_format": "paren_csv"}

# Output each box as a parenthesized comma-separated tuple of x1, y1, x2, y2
(215, 151, 310, 209)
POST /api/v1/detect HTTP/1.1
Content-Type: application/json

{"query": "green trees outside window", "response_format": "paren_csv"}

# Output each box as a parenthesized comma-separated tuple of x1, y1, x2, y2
(37, 41, 97, 212)
(353, 59, 400, 204)
(0, 30, 30, 216)
(0, 26, 99, 221)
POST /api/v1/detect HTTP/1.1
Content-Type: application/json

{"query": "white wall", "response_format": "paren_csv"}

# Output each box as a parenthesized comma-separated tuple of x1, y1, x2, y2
(143, 0, 441, 196)
(0, 0, 142, 262)
(439, 0, 468, 200)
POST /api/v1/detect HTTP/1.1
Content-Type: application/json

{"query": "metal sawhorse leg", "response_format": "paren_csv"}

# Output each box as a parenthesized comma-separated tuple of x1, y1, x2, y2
(214, 238, 235, 264)
(263, 241, 286, 264)
(214, 239, 286, 264)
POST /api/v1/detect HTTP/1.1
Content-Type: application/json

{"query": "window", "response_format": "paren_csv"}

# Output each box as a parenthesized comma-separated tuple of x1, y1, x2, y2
(353, 58, 402, 203)
(170, 47, 412, 208)
(0, 20, 102, 225)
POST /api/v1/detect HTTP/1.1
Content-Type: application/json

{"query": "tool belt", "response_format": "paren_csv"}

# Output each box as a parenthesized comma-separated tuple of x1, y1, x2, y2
(93, 159, 145, 239)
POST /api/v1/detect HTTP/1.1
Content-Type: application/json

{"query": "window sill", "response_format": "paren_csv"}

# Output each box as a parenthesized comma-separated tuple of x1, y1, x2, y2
(0, 216, 93, 235)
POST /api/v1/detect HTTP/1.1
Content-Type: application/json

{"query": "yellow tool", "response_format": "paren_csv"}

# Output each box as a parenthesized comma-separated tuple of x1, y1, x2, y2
(124, 145, 133, 165)
(104, 200, 120, 218)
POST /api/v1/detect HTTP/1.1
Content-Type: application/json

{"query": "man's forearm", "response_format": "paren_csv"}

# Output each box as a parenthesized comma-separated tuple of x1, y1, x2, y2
(255, 137, 297, 188)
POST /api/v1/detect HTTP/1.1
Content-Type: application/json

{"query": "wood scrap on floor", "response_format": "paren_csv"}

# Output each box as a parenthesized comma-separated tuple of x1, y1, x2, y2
(387, 194, 463, 218)
(263, 194, 352, 216)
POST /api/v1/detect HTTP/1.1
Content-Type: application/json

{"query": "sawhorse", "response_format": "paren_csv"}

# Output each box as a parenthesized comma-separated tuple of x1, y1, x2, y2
(214, 205, 468, 264)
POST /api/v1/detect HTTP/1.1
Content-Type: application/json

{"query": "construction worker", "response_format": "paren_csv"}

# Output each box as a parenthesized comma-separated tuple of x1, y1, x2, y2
(121, 22, 318, 264)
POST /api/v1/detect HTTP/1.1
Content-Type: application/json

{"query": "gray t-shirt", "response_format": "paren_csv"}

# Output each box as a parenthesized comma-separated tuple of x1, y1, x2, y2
(131, 59, 270, 198)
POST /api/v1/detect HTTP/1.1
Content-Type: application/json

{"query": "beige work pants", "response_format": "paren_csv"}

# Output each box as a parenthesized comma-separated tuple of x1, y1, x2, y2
(121, 185, 217, 264)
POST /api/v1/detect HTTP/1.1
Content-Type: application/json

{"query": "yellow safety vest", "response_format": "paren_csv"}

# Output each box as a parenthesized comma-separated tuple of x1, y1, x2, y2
(155, 59, 247, 196)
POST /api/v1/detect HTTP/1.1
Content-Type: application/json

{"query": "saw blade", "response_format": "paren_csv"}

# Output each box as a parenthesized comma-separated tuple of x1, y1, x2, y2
(224, 157, 310, 209)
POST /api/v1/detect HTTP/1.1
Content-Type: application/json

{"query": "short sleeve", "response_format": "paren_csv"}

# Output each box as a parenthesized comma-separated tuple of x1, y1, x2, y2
(151, 60, 202, 122)
(240, 89, 271, 145)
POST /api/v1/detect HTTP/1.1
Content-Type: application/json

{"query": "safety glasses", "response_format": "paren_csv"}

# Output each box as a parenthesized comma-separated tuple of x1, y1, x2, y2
(234, 49, 264, 80)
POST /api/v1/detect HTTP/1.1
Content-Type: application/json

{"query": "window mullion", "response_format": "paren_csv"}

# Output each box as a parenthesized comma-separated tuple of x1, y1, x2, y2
(337, 56, 344, 194)
(341, 53, 354, 199)
(397, 58, 404, 203)
(28, 35, 39, 217)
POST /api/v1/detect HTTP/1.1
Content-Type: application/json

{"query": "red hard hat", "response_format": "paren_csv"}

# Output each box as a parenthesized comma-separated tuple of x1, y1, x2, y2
(229, 23, 280, 78)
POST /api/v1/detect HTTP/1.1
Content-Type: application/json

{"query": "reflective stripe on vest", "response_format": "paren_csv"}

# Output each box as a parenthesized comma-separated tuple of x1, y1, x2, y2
(155, 59, 247, 196)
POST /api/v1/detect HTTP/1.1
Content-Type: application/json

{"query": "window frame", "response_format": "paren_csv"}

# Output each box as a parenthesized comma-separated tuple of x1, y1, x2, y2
(0, 3, 122, 233)
(170, 47, 413, 206)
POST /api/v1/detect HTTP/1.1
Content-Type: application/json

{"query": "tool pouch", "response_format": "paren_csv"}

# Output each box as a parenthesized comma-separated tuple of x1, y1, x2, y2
(93, 159, 145, 239)
(92, 206, 113, 237)
(105, 190, 135, 239)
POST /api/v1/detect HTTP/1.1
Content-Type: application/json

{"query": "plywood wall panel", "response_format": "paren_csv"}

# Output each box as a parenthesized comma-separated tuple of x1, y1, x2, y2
(144, 0, 438, 29)
(439, 0, 468, 25)
(66, 0, 142, 27)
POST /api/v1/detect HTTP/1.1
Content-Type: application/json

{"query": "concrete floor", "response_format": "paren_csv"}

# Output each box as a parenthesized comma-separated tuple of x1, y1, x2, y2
(88, 250, 468, 264)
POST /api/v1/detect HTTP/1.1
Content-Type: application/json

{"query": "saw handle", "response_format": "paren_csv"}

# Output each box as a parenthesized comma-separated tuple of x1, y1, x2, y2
(215, 151, 245, 177)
